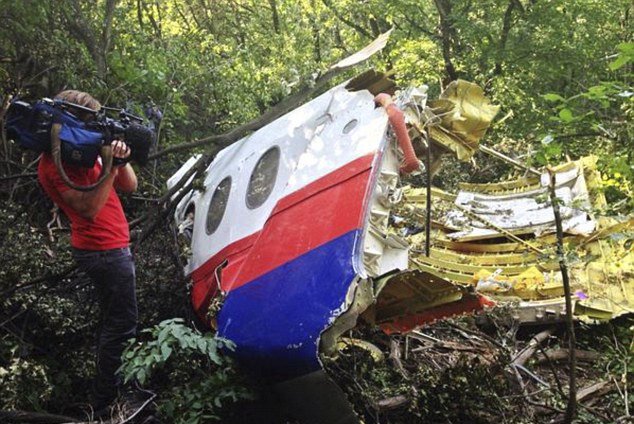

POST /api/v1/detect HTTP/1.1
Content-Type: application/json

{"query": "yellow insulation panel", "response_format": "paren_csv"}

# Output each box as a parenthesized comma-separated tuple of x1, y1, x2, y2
(397, 157, 633, 322)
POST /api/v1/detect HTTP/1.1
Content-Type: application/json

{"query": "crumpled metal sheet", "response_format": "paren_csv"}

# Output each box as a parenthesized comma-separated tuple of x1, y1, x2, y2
(390, 157, 633, 324)
(443, 161, 596, 241)
(427, 80, 500, 161)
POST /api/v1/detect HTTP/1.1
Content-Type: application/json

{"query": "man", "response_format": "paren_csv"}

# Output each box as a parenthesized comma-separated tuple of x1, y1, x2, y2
(37, 90, 138, 412)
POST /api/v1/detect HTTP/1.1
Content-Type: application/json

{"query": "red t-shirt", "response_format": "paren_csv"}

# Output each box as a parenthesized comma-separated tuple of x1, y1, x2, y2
(38, 154, 130, 250)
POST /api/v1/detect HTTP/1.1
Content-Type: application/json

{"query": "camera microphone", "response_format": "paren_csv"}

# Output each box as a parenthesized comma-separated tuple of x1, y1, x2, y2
(124, 123, 155, 166)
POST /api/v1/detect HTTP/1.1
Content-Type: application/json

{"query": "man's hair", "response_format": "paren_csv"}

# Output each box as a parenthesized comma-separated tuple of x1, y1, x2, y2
(54, 90, 101, 112)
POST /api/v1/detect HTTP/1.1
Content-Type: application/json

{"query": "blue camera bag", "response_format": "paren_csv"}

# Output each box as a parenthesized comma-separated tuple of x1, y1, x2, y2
(6, 100, 104, 167)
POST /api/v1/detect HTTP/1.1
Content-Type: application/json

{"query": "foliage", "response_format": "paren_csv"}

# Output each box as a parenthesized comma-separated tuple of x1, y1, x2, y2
(2, 1, 631, 169)
(576, 317, 634, 420)
(120, 318, 252, 423)
(0, 201, 95, 411)
(0, 355, 52, 411)
(538, 41, 633, 210)
(0, 199, 193, 414)
(0, 0, 632, 421)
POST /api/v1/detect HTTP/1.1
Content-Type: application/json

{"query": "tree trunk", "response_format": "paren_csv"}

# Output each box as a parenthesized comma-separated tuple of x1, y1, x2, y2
(494, 0, 523, 76)
(269, 0, 281, 34)
(433, 0, 459, 83)
(66, 0, 118, 80)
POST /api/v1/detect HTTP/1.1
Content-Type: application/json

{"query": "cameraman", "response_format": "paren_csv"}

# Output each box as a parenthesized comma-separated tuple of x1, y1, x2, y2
(37, 90, 138, 414)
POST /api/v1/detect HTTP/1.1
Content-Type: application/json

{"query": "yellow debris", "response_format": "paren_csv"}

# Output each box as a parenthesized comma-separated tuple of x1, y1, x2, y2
(511, 267, 545, 291)
(427, 80, 500, 161)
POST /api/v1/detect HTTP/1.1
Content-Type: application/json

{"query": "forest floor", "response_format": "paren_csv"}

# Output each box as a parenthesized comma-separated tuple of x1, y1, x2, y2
(322, 310, 633, 424)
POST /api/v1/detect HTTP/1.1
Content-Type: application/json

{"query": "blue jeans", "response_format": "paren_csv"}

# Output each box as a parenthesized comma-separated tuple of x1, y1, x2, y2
(73, 247, 138, 407)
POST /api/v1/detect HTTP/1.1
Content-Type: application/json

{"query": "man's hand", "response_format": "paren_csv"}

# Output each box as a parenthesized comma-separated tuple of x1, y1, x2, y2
(111, 139, 137, 193)
(112, 139, 131, 162)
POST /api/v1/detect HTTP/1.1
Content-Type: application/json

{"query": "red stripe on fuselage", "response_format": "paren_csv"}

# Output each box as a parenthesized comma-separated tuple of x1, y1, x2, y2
(271, 155, 376, 216)
(190, 154, 375, 311)
(227, 155, 374, 291)
(190, 232, 260, 311)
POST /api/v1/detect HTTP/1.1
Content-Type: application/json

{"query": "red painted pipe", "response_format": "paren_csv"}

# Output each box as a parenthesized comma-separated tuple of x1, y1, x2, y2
(374, 93, 419, 174)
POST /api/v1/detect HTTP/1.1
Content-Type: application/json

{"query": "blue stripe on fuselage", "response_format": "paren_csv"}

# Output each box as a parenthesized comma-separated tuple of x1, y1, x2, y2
(217, 229, 360, 381)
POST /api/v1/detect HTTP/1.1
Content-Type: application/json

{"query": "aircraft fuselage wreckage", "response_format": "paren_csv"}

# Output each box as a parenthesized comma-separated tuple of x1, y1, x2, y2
(168, 51, 633, 424)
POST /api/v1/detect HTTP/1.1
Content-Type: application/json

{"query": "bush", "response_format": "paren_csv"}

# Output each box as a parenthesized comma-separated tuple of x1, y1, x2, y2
(120, 318, 253, 423)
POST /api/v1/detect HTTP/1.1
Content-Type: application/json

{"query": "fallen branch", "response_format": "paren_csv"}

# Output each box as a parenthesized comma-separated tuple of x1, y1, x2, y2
(432, 340, 487, 354)
(576, 381, 612, 403)
(389, 338, 410, 380)
(512, 363, 550, 388)
(512, 328, 555, 367)
(372, 395, 409, 412)
(534, 348, 599, 365)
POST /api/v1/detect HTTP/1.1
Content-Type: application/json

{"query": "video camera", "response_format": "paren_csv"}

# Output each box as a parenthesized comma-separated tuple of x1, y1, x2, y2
(89, 105, 157, 167)
(5, 97, 155, 191)
(5, 98, 155, 168)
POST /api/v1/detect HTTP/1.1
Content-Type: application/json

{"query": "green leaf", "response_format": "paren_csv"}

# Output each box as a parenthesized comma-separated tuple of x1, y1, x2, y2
(544, 142, 562, 157)
(137, 368, 147, 385)
(157, 326, 170, 346)
(609, 55, 630, 71)
(197, 338, 207, 354)
(558, 108, 574, 123)
(543, 93, 565, 102)
(161, 344, 172, 361)
(617, 42, 634, 54)
(208, 349, 222, 365)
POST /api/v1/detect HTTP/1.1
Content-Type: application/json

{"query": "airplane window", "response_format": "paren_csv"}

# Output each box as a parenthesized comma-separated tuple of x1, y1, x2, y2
(246, 146, 280, 209)
(206, 176, 231, 235)
(343, 119, 358, 134)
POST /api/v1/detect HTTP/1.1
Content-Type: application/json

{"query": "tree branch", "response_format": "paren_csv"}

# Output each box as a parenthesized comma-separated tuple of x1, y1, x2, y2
(321, 0, 372, 39)
(547, 167, 577, 423)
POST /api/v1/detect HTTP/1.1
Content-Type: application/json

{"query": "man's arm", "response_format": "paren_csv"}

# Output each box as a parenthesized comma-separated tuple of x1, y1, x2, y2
(60, 171, 118, 221)
(59, 140, 135, 220)
(114, 163, 137, 193)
